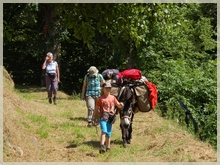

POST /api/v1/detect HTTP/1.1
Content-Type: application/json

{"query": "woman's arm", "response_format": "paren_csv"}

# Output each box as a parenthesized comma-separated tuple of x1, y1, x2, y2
(100, 81, 105, 87)
(91, 105, 99, 125)
(56, 66, 60, 82)
(99, 74, 105, 87)
(42, 57, 48, 69)
(81, 82, 87, 100)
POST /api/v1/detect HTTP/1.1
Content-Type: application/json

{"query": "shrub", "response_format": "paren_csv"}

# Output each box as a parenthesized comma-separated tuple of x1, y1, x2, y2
(148, 59, 217, 149)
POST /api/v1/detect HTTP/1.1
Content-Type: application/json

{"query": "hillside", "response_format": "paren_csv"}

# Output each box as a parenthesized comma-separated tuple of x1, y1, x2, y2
(3, 68, 217, 162)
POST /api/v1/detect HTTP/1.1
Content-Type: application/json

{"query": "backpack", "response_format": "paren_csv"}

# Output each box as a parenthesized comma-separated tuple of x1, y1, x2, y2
(102, 69, 119, 80)
(134, 80, 158, 112)
(117, 69, 142, 84)
(145, 81, 158, 110)
(134, 83, 151, 112)
(86, 73, 101, 83)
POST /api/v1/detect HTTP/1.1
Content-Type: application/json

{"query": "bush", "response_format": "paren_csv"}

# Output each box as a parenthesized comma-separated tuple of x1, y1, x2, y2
(148, 59, 217, 149)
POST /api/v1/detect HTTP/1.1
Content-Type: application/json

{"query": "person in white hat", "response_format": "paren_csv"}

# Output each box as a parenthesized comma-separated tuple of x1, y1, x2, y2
(42, 52, 60, 105)
(81, 66, 105, 126)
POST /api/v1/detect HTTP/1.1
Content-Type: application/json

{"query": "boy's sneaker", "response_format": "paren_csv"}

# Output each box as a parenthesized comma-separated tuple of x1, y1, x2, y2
(49, 98, 52, 104)
(99, 144, 106, 154)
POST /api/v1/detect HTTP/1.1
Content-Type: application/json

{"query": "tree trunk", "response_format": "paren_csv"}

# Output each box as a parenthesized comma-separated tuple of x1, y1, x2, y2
(40, 4, 61, 87)
(126, 42, 134, 69)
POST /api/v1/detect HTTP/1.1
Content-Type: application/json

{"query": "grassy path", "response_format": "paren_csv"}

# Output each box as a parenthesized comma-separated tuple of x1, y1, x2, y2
(3, 71, 217, 162)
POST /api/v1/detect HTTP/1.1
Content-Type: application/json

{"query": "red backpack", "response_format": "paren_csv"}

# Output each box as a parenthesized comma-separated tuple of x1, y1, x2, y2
(117, 69, 142, 81)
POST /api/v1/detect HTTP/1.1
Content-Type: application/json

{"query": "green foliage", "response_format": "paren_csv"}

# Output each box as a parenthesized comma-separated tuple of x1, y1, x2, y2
(3, 3, 217, 149)
(149, 59, 217, 148)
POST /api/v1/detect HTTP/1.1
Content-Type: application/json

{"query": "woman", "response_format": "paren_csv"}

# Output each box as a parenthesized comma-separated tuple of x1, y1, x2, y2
(42, 52, 60, 105)
(81, 66, 105, 126)
(91, 82, 123, 153)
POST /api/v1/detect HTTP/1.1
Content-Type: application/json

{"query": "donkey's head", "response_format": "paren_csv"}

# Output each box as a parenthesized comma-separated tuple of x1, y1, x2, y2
(118, 86, 135, 128)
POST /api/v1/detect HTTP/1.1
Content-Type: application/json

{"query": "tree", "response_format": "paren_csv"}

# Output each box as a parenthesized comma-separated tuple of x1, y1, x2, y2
(3, 3, 217, 148)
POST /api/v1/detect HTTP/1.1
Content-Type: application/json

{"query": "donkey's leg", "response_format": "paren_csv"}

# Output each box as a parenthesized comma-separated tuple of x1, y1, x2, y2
(127, 114, 134, 144)
(123, 129, 129, 147)
(120, 124, 128, 147)
(127, 124, 132, 144)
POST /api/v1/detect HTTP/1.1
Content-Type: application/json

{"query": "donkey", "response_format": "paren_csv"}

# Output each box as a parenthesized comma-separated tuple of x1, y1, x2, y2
(118, 84, 137, 147)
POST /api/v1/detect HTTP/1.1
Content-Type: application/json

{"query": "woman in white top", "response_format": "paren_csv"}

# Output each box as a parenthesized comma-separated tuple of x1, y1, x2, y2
(42, 52, 60, 104)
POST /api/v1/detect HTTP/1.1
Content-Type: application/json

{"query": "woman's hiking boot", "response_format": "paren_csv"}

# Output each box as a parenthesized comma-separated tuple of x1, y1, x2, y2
(49, 98, 52, 104)
(99, 144, 106, 154)
(53, 97, 57, 105)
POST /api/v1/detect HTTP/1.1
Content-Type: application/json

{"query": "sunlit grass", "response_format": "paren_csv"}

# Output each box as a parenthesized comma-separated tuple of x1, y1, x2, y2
(20, 121, 30, 129)
(15, 106, 25, 114)
(4, 84, 216, 162)
(60, 121, 75, 128)
(27, 113, 47, 123)
(71, 127, 84, 138)
(37, 128, 49, 138)
(58, 112, 74, 118)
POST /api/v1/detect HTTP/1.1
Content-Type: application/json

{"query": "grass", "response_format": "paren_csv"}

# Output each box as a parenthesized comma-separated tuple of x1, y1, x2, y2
(20, 121, 31, 129)
(3, 78, 217, 162)
(15, 106, 25, 114)
(37, 128, 49, 138)
(27, 113, 47, 123)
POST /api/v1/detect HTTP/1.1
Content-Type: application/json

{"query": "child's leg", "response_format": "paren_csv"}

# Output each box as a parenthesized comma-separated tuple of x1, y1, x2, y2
(106, 137, 110, 148)
(99, 120, 108, 153)
(106, 122, 113, 149)
(100, 132, 106, 145)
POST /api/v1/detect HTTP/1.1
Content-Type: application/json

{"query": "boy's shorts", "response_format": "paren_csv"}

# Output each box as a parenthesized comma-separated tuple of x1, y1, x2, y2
(100, 119, 112, 138)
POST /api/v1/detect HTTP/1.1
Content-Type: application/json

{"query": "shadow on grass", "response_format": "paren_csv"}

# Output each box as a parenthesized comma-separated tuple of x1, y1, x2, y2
(15, 85, 46, 93)
(14, 85, 76, 100)
(111, 139, 123, 146)
(15, 84, 68, 94)
(66, 140, 100, 149)
(83, 140, 100, 149)
(70, 117, 87, 122)
(66, 144, 78, 148)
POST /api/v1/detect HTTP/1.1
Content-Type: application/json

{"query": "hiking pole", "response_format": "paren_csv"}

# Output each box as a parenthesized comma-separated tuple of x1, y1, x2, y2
(96, 125, 99, 136)
(95, 124, 100, 141)
(92, 120, 99, 137)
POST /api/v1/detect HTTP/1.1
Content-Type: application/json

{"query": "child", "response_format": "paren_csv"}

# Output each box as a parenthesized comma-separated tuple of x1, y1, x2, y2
(91, 82, 123, 153)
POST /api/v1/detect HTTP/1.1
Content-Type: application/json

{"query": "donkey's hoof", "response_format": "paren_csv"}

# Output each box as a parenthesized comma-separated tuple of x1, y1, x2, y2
(123, 143, 127, 148)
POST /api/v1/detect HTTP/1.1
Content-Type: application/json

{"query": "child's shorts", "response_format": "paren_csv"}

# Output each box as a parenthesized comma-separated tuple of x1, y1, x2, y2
(100, 119, 112, 138)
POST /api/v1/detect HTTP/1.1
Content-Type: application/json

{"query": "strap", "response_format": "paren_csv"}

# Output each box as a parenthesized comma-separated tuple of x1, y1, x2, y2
(117, 86, 125, 101)
(86, 73, 101, 83)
